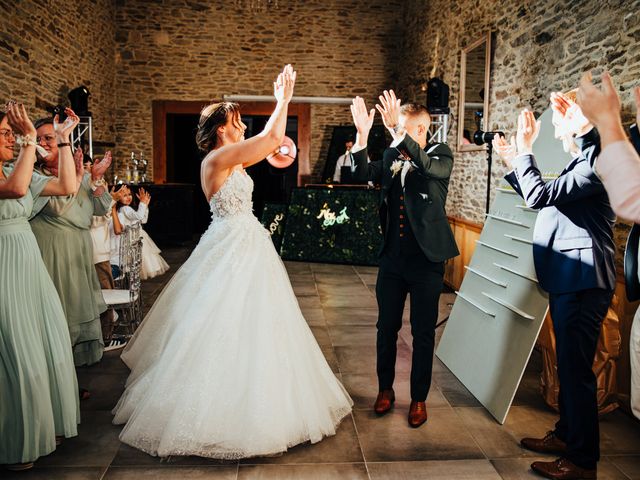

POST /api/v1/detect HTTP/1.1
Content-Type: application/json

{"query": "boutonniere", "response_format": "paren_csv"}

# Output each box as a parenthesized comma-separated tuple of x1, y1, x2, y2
(390, 159, 403, 178)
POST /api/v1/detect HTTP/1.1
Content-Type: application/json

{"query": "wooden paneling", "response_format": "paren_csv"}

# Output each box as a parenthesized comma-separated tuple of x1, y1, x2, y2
(444, 215, 483, 290)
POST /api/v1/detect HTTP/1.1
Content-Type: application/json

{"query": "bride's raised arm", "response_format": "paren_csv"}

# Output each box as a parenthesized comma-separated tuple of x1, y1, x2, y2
(204, 64, 296, 172)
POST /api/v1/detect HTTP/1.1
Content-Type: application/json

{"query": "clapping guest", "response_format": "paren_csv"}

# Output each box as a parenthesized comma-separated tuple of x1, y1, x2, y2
(577, 71, 640, 422)
(0, 103, 79, 471)
(114, 186, 169, 280)
(577, 71, 640, 222)
(30, 115, 113, 367)
(493, 96, 615, 480)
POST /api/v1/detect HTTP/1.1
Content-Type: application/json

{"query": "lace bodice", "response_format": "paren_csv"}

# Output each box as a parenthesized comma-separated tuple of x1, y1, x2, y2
(208, 170, 254, 220)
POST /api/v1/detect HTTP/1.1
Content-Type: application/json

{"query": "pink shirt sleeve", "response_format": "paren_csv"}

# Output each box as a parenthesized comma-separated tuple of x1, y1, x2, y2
(596, 140, 640, 222)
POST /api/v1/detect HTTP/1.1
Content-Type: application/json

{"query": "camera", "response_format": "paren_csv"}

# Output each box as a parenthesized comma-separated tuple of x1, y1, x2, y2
(473, 130, 505, 146)
(51, 104, 68, 122)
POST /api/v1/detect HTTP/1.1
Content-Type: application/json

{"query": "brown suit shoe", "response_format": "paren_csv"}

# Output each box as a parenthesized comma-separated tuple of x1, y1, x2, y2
(531, 458, 596, 479)
(521, 431, 567, 455)
(374, 389, 395, 415)
(408, 401, 427, 428)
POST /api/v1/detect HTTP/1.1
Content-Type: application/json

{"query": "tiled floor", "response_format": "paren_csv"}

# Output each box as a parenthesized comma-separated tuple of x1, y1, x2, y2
(6, 246, 640, 479)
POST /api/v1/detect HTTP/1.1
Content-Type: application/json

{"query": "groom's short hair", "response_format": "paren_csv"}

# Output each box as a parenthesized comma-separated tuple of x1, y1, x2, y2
(400, 103, 430, 122)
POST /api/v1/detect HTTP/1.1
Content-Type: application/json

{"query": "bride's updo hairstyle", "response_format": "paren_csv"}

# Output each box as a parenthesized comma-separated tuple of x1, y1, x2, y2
(196, 101, 241, 154)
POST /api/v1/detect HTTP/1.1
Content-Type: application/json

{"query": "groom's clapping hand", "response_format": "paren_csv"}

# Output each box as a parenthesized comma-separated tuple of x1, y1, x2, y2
(350, 96, 375, 148)
(376, 90, 403, 140)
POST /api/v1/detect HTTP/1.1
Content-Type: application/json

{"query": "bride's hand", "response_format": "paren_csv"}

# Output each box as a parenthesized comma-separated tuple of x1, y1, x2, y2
(273, 64, 296, 104)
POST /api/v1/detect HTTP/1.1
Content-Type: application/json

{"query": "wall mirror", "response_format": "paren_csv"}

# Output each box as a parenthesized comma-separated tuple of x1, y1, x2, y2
(457, 32, 492, 152)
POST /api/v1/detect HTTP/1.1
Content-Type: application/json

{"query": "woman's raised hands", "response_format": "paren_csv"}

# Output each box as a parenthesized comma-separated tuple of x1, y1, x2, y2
(273, 64, 296, 104)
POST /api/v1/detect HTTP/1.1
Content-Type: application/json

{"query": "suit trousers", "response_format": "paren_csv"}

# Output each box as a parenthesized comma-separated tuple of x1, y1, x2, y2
(550, 288, 613, 470)
(375, 251, 444, 401)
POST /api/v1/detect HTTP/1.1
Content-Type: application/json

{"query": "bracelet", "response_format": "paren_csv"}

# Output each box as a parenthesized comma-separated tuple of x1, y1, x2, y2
(15, 134, 37, 148)
(57, 142, 71, 148)
(90, 177, 107, 191)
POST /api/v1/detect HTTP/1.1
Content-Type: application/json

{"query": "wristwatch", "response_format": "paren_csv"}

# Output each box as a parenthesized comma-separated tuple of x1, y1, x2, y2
(392, 124, 404, 135)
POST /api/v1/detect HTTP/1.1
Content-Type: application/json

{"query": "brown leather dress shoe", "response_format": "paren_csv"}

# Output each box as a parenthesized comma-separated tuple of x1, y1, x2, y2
(408, 401, 427, 428)
(521, 430, 567, 455)
(531, 458, 596, 479)
(374, 389, 395, 414)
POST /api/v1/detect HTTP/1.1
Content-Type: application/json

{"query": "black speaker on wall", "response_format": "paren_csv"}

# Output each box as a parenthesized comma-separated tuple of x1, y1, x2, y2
(426, 77, 450, 115)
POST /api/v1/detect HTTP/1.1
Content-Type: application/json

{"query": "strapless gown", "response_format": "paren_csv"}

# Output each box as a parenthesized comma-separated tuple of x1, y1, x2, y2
(112, 169, 353, 459)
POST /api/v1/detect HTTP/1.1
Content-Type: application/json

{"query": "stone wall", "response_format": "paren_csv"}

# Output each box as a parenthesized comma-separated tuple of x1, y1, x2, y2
(0, 0, 116, 146)
(113, 0, 404, 181)
(397, 0, 640, 225)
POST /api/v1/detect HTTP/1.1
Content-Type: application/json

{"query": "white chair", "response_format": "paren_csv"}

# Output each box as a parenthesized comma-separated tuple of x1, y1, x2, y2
(102, 223, 144, 337)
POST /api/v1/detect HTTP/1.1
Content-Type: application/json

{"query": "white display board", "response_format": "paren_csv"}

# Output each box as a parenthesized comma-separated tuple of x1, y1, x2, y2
(436, 108, 571, 424)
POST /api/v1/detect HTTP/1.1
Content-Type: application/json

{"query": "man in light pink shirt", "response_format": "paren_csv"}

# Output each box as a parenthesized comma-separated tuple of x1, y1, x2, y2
(577, 71, 640, 421)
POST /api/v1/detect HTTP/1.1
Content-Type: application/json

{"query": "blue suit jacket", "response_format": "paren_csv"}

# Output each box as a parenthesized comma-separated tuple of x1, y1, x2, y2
(504, 129, 616, 294)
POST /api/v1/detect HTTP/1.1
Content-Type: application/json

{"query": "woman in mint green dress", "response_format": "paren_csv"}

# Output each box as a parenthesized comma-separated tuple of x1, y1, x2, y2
(31, 118, 112, 367)
(0, 104, 80, 470)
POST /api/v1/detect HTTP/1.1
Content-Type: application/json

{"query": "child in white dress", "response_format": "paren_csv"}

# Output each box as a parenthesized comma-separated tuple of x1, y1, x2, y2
(110, 186, 169, 280)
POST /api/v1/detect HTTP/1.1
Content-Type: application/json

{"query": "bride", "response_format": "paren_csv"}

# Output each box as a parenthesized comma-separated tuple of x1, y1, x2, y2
(112, 65, 353, 459)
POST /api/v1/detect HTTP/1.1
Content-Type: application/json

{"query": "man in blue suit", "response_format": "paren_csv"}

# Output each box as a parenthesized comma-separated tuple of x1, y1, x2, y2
(494, 96, 616, 480)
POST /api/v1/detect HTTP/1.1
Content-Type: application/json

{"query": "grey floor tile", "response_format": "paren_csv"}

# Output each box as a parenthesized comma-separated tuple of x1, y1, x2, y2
(111, 444, 238, 467)
(601, 411, 640, 455)
(237, 463, 368, 479)
(317, 284, 371, 297)
(291, 283, 318, 296)
(453, 407, 545, 459)
(320, 294, 378, 309)
(37, 411, 122, 468)
(0, 467, 105, 480)
(77, 350, 129, 376)
(323, 307, 378, 326)
(353, 408, 484, 462)
(354, 265, 379, 274)
(310, 263, 357, 274)
(309, 326, 332, 347)
(103, 466, 238, 479)
(320, 344, 341, 373)
(607, 455, 640, 479)
(335, 344, 411, 375)
(300, 308, 326, 326)
(313, 273, 362, 285)
(368, 459, 502, 479)
(297, 296, 322, 308)
(327, 325, 377, 347)
(341, 372, 450, 410)
(284, 261, 312, 273)
(75, 372, 127, 412)
(431, 371, 482, 407)
(491, 457, 629, 479)
(240, 416, 362, 465)
(287, 273, 315, 284)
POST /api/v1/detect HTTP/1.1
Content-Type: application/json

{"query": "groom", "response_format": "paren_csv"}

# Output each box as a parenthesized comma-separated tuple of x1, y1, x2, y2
(350, 91, 459, 427)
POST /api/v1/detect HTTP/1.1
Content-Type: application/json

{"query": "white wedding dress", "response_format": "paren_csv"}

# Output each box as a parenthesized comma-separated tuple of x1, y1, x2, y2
(112, 169, 353, 459)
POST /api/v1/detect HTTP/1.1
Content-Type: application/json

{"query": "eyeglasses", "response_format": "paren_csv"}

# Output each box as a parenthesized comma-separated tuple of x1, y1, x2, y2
(36, 134, 56, 145)
(0, 129, 14, 139)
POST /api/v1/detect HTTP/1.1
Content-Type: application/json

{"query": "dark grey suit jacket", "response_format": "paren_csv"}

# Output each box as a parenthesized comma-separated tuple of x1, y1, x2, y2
(352, 134, 459, 262)
(504, 129, 616, 294)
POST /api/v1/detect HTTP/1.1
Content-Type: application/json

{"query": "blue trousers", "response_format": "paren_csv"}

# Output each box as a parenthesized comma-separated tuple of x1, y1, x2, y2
(550, 288, 613, 470)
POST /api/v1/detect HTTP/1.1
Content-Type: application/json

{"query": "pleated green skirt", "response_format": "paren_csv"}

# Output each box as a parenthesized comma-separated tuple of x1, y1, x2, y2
(30, 220, 106, 366)
(0, 220, 80, 464)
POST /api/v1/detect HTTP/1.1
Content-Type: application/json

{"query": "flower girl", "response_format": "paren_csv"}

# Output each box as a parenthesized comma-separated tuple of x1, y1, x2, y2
(111, 186, 169, 280)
